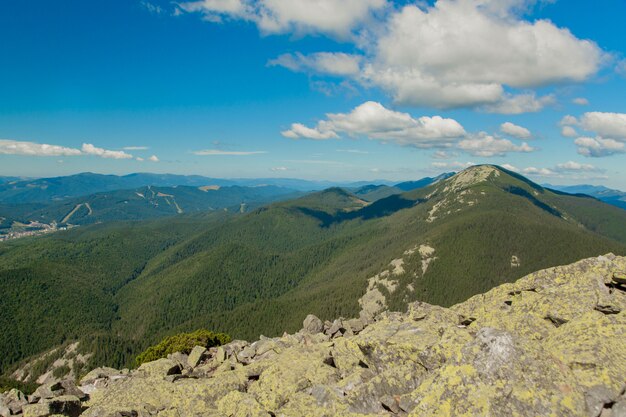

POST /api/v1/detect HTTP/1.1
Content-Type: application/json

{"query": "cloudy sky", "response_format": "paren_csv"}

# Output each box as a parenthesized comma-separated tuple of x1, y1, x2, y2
(1, 0, 625, 187)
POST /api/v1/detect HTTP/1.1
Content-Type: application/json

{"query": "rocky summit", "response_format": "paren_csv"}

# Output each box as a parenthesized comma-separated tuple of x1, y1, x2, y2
(3, 254, 626, 417)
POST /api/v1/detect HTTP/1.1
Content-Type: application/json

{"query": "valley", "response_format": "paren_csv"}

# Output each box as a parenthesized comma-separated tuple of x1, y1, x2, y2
(1, 165, 625, 385)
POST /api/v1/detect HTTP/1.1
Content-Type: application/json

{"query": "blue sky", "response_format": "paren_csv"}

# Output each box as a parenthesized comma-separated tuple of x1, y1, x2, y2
(0, 0, 625, 188)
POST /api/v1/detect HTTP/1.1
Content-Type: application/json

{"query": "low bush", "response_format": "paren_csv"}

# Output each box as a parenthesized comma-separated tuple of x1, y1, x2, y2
(135, 329, 231, 366)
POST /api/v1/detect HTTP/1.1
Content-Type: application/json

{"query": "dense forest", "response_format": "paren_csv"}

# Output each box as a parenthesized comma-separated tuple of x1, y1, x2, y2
(1, 166, 625, 382)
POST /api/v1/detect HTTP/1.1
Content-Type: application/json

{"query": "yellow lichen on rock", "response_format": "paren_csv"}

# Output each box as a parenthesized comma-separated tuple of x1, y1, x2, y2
(65, 254, 626, 416)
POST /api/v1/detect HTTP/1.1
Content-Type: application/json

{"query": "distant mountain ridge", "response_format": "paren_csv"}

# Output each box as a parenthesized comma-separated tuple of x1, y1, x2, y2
(545, 183, 626, 210)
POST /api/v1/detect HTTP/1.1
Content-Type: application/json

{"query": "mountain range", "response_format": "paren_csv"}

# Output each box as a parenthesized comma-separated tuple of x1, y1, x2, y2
(1, 165, 624, 382)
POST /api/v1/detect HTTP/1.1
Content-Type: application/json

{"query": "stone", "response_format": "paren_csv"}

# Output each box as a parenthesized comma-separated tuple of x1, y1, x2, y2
(187, 346, 207, 368)
(137, 358, 181, 378)
(22, 395, 81, 417)
(345, 318, 365, 333)
(303, 314, 324, 334)
(214, 346, 227, 364)
(79, 367, 123, 386)
(67, 255, 626, 417)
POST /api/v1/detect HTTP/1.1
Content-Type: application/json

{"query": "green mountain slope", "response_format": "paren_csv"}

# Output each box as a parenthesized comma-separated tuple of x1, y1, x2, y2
(1, 165, 625, 378)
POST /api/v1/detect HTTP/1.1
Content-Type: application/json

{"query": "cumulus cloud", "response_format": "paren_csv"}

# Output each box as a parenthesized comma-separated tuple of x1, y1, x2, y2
(561, 125, 578, 138)
(457, 133, 534, 157)
(572, 97, 589, 106)
(482, 93, 556, 114)
(269, 52, 361, 76)
(358, 1, 602, 109)
(431, 161, 475, 170)
(282, 101, 465, 148)
(148, 155, 160, 162)
(81, 143, 133, 159)
(282, 123, 339, 140)
(178, 0, 387, 38)
(573, 137, 625, 157)
(193, 149, 268, 155)
(554, 161, 602, 172)
(0, 139, 137, 160)
(578, 112, 626, 139)
(500, 122, 531, 139)
(0, 139, 83, 157)
(521, 166, 556, 176)
(561, 111, 626, 157)
(181, 0, 606, 112)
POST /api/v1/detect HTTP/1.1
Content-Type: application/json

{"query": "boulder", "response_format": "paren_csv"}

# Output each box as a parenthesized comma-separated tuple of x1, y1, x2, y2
(302, 314, 324, 334)
(79, 367, 123, 386)
(22, 395, 82, 417)
(137, 358, 181, 378)
(187, 346, 207, 368)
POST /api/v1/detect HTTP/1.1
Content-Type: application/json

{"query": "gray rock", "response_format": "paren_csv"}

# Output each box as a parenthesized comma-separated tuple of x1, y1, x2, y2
(0, 404, 10, 417)
(187, 346, 207, 368)
(2, 389, 28, 414)
(138, 358, 181, 377)
(585, 385, 616, 417)
(303, 314, 324, 334)
(327, 319, 343, 336)
(79, 367, 122, 386)
(236, 345, 256, 363)
(23, 395, 81, 417)
(214, 346, 227, 364)
(345, 318, 365, 333)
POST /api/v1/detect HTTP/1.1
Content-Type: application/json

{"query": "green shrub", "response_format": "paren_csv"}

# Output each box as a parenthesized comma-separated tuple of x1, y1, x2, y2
(135, 329, 231, 366)
(52, 364, 71, 379)
(0, 377, 38, 395)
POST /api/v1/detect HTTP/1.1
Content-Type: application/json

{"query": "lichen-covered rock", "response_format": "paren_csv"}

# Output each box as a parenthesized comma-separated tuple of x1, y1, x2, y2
(303, 314, 324, 334)
(76, 255, 626, 416)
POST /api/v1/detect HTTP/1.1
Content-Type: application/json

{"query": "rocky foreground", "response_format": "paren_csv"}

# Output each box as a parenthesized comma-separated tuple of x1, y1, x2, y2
(2, 254, 626, 417)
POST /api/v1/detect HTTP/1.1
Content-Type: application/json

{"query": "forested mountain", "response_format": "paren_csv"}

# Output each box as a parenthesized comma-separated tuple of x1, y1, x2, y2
(0, 184, 301, 229)
(1, 165, 625, 381)
(545, 183, 626, 210)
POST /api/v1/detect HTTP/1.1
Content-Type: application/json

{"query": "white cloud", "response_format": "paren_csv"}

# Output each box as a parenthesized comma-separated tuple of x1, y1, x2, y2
(561, 125, 578, 138)
(574, 137, 625, 157)
(282, 123, 339, 140)
(458, 133, 534, 157)
(358, 1, 603, 109)
(561, 112, 626, 157)
(572, 97, 589, 106)
(431, 161, 475, 170)
(522, 166, 556, 176)
(482, 93, 556, 114)
(179, 0, 387, 38)
(193, 149, 268, 155)
(269, 52, 361, 76)
(136, 157, 145, 162)
(282, 101, 465, 148)
(270, 166, 288, 171)
(148, 155, 160, 162)
(578, 112, 626, 139)
(500, 122, 531, 139)
(554, 161, 602, 172)
(81, 143, 133, 159)
(141, 1, 164, 14)
(501, 163, 519, 172)
(0, 139, 82, 157)
(124, 146, 149, 151)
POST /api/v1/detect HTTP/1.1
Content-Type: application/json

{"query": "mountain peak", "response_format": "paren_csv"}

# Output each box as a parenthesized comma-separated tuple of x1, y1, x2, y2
(443, 165, 502, 192)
